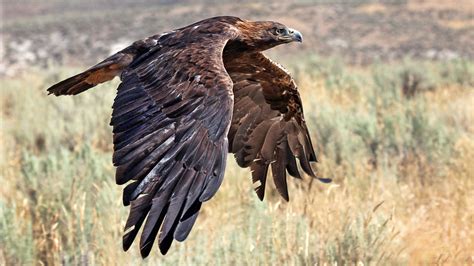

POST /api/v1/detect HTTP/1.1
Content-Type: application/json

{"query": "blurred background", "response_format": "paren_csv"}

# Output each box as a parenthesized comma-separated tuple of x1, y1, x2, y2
(1, 0, 473, 265)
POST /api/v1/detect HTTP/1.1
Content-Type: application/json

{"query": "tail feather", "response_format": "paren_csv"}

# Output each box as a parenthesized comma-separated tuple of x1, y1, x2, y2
(46, 36, 161, 96)
(47, 52, 134, 96)
(47, 71, 99, 96)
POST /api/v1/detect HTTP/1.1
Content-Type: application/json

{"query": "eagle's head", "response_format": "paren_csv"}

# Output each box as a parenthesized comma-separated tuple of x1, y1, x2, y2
(235, 20, 303, 51)
(266, 22, 303, 43)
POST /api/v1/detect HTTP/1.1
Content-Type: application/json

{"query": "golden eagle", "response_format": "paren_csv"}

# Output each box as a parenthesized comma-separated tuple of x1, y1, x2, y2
(47, 16, 330, 257)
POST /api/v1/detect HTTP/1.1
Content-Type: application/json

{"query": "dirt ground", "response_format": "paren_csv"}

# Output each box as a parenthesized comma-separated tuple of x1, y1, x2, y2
(2, 0, 473, 75)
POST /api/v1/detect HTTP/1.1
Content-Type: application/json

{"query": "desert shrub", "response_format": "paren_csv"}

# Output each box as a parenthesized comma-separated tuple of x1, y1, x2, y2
(1, 58, 472, 264)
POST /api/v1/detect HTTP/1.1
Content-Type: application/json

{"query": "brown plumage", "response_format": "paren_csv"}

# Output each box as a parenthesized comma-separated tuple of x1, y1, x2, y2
(47, 16, 330, 258)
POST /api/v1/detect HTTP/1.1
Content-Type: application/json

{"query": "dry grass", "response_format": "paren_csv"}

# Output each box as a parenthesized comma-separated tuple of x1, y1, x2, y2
(1, 58, 473, 265)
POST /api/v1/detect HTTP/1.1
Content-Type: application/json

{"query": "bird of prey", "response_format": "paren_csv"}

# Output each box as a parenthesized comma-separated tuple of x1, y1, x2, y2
(47, 16, 330, 258)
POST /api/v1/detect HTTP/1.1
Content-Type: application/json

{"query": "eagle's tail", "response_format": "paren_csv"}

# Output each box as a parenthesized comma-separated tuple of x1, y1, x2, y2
(47, 71, 98, 96)
(47, 52, 135, 96)
(47, 37, 161, 96)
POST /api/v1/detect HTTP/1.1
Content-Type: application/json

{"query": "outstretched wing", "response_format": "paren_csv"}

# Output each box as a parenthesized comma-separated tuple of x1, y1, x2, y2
(113, 25, 238, 257)
(226, 52, 330, 201)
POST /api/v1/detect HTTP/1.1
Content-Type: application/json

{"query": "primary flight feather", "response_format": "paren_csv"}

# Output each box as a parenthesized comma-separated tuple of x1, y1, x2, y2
(47, 16, 330, 258)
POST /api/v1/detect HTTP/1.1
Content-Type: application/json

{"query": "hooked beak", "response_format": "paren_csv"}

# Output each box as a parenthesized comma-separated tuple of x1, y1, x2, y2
(288, 28, 303, 43)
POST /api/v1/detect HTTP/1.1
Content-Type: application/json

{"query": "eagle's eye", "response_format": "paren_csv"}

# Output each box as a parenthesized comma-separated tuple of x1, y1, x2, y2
(275, 28, 286, 35)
